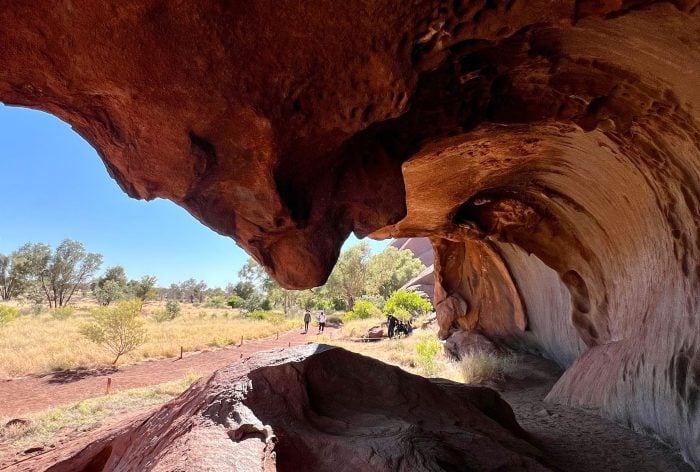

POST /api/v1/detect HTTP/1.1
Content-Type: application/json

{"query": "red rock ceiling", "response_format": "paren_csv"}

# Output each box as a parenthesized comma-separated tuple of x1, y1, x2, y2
(2, 0, 700, 467)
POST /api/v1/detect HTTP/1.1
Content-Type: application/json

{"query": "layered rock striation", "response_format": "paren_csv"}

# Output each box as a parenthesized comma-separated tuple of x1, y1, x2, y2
(2, 0, 700, 466)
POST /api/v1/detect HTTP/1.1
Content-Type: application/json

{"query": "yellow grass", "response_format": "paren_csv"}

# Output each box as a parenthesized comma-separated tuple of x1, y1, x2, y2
(0, 299, 300, 378)
(0, 373, 201, 449)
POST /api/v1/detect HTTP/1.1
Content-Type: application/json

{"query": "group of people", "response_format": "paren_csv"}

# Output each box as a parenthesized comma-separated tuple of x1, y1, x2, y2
(303, 310, 326, 334)
(387, 314, 413, 339)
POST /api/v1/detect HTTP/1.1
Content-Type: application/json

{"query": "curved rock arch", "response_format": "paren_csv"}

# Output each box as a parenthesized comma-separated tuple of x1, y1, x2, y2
(2, 0, 700, 466)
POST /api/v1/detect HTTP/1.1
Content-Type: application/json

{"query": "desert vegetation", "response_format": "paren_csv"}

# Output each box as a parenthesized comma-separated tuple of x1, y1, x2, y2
(0, 239, 428, 378)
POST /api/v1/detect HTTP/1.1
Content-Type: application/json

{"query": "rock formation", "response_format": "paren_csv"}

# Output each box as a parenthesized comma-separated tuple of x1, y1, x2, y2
(1, 0, 700, 466)
(18, 345, 552, 471)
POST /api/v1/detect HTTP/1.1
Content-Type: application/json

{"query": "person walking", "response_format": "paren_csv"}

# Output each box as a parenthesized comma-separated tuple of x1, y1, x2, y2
(318, 311, 326, 333)
(303, 310, 311, 334)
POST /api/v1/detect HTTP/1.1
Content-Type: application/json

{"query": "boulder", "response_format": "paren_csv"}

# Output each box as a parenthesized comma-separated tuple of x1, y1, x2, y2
(367, 325, 385, 338)
(20, 345, 552, 471)
(444, 330, 499, 360)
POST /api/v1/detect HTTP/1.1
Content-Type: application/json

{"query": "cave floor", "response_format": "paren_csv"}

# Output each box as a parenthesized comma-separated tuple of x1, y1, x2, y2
(490, 355, 692, 472)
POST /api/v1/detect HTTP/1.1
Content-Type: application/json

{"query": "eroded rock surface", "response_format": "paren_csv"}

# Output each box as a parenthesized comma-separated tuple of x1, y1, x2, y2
(19, 345, 551, 471)
(2, 0, 700, 467)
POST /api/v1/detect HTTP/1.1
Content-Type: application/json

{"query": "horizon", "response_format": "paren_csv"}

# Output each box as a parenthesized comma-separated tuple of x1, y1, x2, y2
(0, 103, 389, 288)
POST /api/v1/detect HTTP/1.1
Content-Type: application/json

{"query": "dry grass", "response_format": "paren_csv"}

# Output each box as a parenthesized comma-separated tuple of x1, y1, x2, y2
(327, 329, 519, 385)
(458, 352, 519, 384)
(339, 318, 384, 338)
(0, 299, 300, 378)
(0, 373, 201, 449)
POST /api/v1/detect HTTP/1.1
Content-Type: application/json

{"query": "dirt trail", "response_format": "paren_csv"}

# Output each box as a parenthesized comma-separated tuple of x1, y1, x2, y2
(0, 328, 335, 418)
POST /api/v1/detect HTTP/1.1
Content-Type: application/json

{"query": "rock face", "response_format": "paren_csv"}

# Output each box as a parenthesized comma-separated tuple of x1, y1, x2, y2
(2, 0, 700, 466)
(20, 345, 552, 471)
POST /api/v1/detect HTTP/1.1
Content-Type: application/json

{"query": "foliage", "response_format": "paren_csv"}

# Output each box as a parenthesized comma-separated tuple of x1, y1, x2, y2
(325, 314, 343, 326)
(180, 278, 208, 303)
(416, 335, 442, 376)
(226, 295, 242, 308)
(39, 239, 103, 308)
(0, 243, 50, 301)
(95, 266, 127, 291)
(94, 279, 125, 306)
(154, 300, 182, 322)
(343, 299, 382, 321)
(80, 299, 147, 364)
(50, 306, 75, 320)
(132, 275, 158, 308)
(384, 290, 433, 318)
(325, 242, 371, 310)
(0, 305, 19, 325)
(247, 310, 285, 324)
(366, 247, 426, 299)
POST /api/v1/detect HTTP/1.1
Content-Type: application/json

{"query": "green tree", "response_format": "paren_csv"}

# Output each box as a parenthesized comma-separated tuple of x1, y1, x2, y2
(326, 242, 371, 310)
(384, 290, 433, 318)
(180, 278, 208, 303)
(132, 275, 158, 310)
(80, 299, 147, 364)
(94, 279, 125, 306)
(367, 247, 426, 299)
(39, 240, 103, 308)
(0, 243, 51, 301)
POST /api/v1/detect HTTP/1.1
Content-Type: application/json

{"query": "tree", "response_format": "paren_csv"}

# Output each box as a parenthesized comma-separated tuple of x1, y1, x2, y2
(367, 247, 426, 299)
(326, 242, 371, 309)
(96, 266, 128, 289)
(180, 278, 208, 303)
(80, 299, 147, 364)
(39, 239, 103, 308)
(94, 279, 125, 306)
(132, 275, 158, 310)
(384, 290, 433, 318)
(0, 243, 51, 301)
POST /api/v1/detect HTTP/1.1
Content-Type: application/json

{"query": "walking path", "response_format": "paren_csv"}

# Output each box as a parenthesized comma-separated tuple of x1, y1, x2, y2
(0, 328, 335, 417)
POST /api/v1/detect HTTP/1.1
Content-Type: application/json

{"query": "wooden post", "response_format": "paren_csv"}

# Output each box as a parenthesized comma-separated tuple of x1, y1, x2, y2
(105, 377, 112, 395)
(180, 346, 183, 359)
(288, 342, 291, 347)
(240, 353, 243, 358)
(240, 335, 244, 347)
(276, 331, 279, 340)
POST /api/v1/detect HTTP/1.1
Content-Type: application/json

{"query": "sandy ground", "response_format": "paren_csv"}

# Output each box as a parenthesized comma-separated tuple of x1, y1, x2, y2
(491, 355, 693, 472)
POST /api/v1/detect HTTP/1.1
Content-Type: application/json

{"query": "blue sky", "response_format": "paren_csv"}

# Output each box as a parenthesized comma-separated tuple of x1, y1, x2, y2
(0, 104, 388, 287)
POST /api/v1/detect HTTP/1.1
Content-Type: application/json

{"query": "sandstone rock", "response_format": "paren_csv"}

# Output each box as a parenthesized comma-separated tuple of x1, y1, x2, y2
(2, 0, 700, 467)
(367, 325, 385, 339)
(444, 330, 499, 360)
(20, 345, 552, 471)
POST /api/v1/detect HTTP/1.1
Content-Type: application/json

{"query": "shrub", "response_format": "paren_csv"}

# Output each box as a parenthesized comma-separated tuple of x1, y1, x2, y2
(326, 314, 343, 326)
(344, 300, 381, 321)
(416, 335, 442, 376)
(154, 300, 182, 323)
(384, 290, 433, 318)
(459, 353, 519, 384)
(0, 305, 19, 326)
(206, 296, 226, 308)
(226, 295, 242, 309)
(247, 310, 285, 324)
(50, 306, 75, 320)
(80, 299, 147, 364)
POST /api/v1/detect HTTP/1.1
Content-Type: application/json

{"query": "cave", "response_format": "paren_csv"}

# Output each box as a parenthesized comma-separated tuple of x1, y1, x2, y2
(2, 0, 700, 469)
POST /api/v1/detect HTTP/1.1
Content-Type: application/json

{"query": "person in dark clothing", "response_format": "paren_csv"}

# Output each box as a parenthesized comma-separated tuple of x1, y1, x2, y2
(387, 314, 397, 338)
(303, 310, 311, 333)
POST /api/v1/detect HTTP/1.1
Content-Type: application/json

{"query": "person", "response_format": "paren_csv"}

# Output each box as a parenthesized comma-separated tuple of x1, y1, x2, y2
(387, 314, 397, 338)
(303, 309, 311, 334)
(318, 311, 326, 333)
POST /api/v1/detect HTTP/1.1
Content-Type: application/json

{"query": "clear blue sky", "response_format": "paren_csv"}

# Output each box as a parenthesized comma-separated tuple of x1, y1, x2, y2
(0, 104, 388, 287)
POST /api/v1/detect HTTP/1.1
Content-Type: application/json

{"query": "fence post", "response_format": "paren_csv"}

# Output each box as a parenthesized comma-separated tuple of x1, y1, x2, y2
(105, 377, 112, 395)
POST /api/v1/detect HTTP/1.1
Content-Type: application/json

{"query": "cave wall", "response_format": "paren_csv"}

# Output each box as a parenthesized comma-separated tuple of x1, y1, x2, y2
(1, 0, 700, 467)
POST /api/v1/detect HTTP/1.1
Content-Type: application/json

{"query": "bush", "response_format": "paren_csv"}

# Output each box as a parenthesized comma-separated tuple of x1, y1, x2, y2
(154, 300, 181, 323)
(247, 310, 285, 324)
(206, 296, 226, 308)
(80, 299, 147, 364)
(459, 353, 519, 384)
(384, 290, 433, 318)
(326, 314, 343, 326)
(226, 295, 242, 309)
(0, 305, 19, 326)
(50, 306, 75, 320)
(344, 300, 381, 321)
(416, 335, 442, 376)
